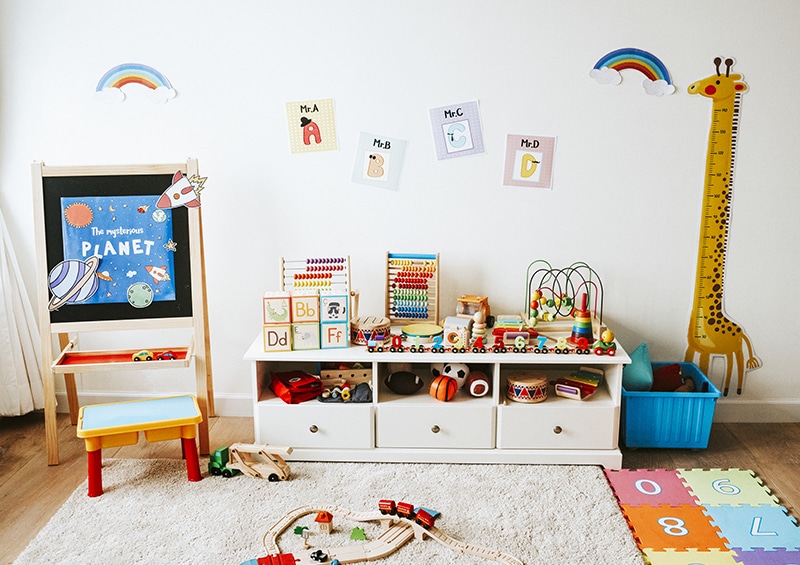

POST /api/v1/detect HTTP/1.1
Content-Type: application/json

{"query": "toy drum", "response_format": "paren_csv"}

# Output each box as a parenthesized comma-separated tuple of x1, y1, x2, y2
(506, 372, 548, 403)
(350, 315, 391, 345)
(400, 323, 443, 344)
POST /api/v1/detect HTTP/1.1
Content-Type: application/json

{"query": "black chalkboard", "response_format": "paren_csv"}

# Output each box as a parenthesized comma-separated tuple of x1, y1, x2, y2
(38, 168, 195, 324)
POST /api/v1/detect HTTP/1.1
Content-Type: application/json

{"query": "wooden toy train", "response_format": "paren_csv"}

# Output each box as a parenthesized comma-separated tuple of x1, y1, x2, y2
(367, 327, 616, 356)
(378, 499, 440, 530)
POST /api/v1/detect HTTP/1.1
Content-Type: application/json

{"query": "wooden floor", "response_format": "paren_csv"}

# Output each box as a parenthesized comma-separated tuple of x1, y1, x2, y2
(1, 414, 799, 565)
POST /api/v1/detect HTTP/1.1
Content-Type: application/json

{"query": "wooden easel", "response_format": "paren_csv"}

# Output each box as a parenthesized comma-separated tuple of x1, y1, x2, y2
(32, 160, 214, 465)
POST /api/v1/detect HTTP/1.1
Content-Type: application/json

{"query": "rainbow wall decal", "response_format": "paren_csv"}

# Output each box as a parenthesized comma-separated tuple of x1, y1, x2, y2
(590, 48, 675, 96)
(95, 63, 176, 103)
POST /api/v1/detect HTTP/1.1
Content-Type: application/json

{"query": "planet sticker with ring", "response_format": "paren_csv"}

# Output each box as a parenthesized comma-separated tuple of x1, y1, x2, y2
(47, 256, 100, 311)
(127, 282, 154, 308)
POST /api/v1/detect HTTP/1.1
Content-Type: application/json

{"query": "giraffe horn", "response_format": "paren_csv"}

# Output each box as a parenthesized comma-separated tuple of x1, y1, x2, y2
(714, 57, 722, 76)
(725, 58, 734, 77)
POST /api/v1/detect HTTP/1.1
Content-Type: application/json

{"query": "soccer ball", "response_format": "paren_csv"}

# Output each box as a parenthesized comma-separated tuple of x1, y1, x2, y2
(431, 362, 469, 389)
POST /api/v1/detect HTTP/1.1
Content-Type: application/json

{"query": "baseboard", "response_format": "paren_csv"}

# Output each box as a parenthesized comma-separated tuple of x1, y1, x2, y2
(714, 399, 800, 422)
(55, 391, 254, 417)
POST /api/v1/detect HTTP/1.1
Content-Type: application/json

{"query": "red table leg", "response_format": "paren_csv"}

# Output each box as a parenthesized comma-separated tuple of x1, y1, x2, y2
(182, 437, 202, 482)
(87, 449, 103, 497)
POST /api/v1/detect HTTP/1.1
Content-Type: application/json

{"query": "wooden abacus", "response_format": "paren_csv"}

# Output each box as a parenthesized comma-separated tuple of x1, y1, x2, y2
(385, 252, 439, 326)
(280, 256, 351, 294)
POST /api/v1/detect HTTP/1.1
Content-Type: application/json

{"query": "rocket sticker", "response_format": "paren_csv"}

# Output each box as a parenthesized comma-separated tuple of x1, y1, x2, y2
(156, 170, 206, 209)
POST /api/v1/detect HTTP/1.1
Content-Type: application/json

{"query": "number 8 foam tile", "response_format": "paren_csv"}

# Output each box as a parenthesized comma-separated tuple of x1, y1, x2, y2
(642, 547, 741, 565)
(605, 469, 701, 507)
(621, 504, 728, 552)
(677, 469, 781, 508)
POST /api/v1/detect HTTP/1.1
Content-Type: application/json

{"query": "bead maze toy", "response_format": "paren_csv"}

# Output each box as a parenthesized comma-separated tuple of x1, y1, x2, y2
(523, 260, 606, 350)
(243, 500, 523, 565)
(605, 468, 800, 564)
(385, 252, 439, 326)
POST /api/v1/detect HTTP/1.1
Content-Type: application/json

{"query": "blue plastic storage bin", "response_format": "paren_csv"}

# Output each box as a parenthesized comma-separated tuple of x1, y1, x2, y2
(621, 362, 721, 449)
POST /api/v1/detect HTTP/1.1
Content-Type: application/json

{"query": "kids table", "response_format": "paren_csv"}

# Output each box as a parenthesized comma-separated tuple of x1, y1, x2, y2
(76, 395, 203, 497)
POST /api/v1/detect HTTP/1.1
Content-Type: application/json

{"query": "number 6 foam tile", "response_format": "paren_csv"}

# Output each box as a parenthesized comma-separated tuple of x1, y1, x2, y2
(642, 548, 741, 565)
(622, 504, 728, 552)
(677, 469, 781, 508)
(605, 469, 700, 507)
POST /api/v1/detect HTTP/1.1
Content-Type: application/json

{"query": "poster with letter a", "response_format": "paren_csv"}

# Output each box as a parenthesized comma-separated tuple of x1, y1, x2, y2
(503, 134, 556, 189)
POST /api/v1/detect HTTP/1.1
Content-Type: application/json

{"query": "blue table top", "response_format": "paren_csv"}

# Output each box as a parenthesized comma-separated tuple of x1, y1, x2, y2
(77, 395, 201, 436)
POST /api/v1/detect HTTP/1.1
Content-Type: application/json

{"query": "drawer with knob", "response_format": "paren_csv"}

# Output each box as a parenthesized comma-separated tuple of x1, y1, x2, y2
(496, 391, 618, 450)
(255, 403, 373, 449)
(376, 404, 495, 448)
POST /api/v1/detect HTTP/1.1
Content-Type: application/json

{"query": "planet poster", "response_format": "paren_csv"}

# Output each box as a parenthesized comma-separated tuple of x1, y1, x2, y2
(59, 195, 177, 307)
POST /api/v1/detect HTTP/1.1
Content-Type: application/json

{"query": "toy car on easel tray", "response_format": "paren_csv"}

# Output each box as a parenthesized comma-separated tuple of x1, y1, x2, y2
(132, 350, 154, 361)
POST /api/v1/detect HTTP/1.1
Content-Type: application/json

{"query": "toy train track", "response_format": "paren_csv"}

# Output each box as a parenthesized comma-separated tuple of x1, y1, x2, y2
(257, 502, 523, 565)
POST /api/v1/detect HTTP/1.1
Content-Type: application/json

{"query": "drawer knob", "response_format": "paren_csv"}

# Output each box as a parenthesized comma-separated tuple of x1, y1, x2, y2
(309, 425, 319, 433)
(431, 425, 441, 434)
(553, 426, 563, 434)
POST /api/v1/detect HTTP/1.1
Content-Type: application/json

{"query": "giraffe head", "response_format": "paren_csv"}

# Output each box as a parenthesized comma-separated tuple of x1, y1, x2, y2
(688, 57, 748, 99)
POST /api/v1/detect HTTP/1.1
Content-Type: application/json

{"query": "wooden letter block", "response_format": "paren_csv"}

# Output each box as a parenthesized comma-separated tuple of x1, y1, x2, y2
(321, 322, 349, 349)
(263, 292, 291, 325)
(292, 323, 320, 350)
(263, 325, 292, 352)
(320, 294, 348, 323)
(291, 291, 320, 323)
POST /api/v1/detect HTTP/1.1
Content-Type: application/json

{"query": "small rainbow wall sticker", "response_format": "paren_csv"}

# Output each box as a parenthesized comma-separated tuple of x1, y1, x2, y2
(590, 48, 675, 96)
(95, 63, 176, 103)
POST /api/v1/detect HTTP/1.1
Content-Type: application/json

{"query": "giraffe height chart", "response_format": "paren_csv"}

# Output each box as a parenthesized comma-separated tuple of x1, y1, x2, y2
(684, 57, 760, 396)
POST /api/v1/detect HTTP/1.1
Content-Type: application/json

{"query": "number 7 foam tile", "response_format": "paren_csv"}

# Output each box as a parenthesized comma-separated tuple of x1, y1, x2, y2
(642, 548, 741, 565)
(621, 504, 728, 552)
(702, 505, 800, 551)
(677, 469, 780, 507)
(605, 469, 700, 507)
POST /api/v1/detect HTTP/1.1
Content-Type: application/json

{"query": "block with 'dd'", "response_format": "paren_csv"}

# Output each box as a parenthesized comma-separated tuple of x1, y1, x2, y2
(263, 324, 292, 352)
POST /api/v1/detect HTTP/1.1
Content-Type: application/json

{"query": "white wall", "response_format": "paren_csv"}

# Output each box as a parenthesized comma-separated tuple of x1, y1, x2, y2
(1, 0, 798, 421)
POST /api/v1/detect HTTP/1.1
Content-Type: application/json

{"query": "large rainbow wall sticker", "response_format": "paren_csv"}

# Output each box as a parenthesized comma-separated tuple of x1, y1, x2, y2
(590, 48, 675, 96)
(95, 63, 176, 103)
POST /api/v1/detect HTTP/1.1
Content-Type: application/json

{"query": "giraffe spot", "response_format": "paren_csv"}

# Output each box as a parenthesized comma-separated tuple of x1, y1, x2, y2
(708, 318, 716, 325)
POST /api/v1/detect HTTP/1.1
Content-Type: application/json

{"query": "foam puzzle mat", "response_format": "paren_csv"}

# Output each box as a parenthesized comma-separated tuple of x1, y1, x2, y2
(605, 469, 800, 564)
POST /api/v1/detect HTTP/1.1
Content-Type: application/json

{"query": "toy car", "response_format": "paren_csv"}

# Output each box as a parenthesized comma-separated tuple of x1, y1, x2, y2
(132, 350, 154, 361)
(157, 350, 176, 360)
(310, 549, 328, 562)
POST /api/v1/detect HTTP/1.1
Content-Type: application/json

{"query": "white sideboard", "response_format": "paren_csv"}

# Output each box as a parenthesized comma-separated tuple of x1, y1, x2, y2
(244, 335, 630, 469)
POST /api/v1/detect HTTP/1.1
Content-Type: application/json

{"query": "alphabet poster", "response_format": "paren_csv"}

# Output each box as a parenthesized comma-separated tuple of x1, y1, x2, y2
(351, 131, 408, 191)
(286, 98, 338, 153)
(429, 100, 485, 160)
(502, 134, 556, 189)
(58, 195, 177, 307)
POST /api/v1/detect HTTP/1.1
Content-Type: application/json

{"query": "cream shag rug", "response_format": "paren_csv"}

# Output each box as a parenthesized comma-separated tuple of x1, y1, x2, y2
(15, 459, 643, 565)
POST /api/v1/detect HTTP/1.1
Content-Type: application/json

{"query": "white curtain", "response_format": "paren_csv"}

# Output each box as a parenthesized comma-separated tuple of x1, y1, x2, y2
(0, 206, 44, 416)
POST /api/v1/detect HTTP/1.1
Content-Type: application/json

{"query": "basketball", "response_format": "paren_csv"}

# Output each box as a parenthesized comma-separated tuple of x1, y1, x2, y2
(430, 375, 458, 401)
